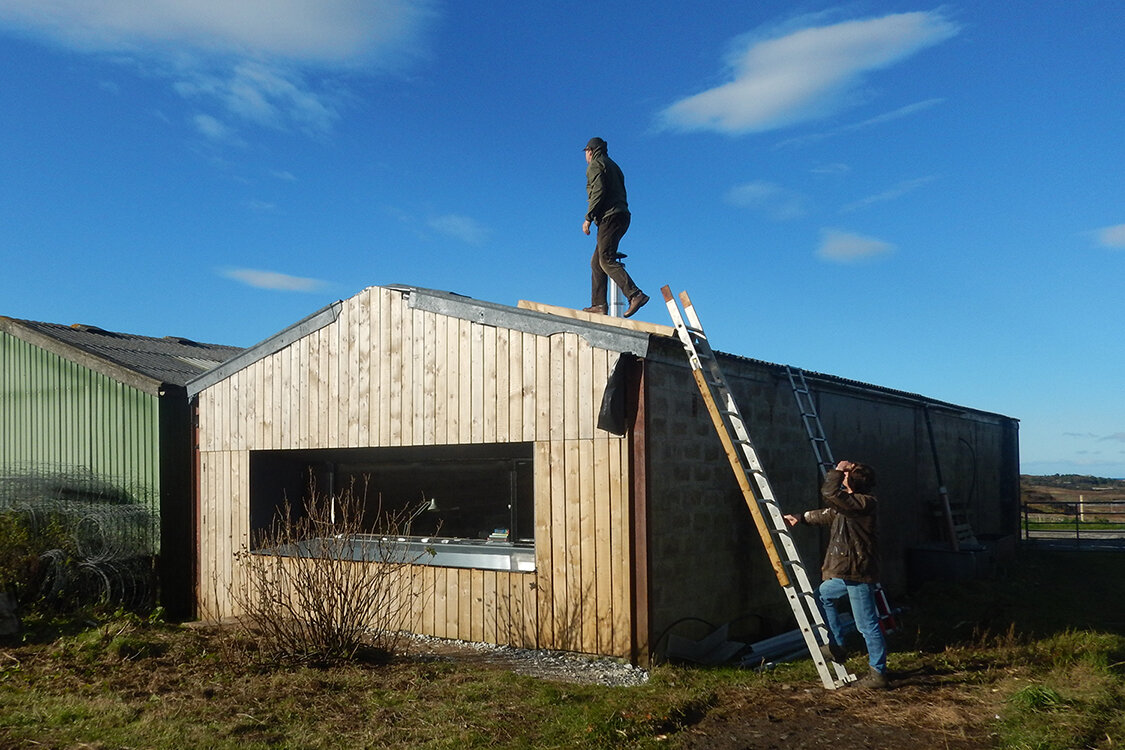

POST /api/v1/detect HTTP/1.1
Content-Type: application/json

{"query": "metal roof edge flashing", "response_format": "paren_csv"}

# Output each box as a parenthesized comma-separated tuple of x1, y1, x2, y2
(402, 286, 652, 357)
(186, 300, 344, 398)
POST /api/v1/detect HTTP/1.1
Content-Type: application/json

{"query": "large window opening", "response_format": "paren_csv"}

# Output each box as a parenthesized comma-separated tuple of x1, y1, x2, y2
(249, 443, 535, 571)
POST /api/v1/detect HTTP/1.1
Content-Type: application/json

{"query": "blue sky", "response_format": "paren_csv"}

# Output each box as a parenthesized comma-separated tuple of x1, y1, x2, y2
(1, 2, 1122, 477)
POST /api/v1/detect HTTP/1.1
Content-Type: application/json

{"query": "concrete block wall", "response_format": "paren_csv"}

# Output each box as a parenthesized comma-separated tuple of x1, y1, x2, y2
(642, 343, 828, 650)
(639, 337, 1019, 657)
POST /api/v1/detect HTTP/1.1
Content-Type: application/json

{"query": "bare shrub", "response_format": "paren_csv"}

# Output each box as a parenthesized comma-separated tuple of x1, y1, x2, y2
(229, 476, 433, 665)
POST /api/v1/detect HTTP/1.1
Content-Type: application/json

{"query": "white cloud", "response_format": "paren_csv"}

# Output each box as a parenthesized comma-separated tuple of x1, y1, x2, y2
(0, 0, 434, 64)
(810, 163, 851, 176)
(840, 176, 936, 213)
(428, 214, 489, 245)
(816, 229, 894, 262)
(221, 267, 328, 292)
(725, 181, 808, 220)
(0, 0, 435, 134)
(659, 12, 958, 134)
(174, 60, 340, 133)
(777, 98, 946, 148)
(192, 112, 235, 141)
(1094, 224, 1125, 249)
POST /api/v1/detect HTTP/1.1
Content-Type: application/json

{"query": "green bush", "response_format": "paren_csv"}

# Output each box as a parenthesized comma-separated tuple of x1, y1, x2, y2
(0, 511, 75, 607)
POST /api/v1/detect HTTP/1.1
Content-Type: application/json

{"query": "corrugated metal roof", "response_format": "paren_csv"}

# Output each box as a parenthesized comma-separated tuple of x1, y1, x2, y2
(0, 317, 243, 390)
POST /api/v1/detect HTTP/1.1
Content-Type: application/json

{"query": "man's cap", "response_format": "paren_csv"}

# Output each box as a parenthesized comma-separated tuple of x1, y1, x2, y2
(584, 137, 607, 152)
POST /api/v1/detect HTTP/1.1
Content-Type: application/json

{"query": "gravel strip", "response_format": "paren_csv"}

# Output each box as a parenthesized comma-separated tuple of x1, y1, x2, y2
(402, 634, 650, 687)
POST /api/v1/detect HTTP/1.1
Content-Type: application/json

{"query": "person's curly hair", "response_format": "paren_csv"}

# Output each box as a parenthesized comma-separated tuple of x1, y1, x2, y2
(847, 463, 876, 493)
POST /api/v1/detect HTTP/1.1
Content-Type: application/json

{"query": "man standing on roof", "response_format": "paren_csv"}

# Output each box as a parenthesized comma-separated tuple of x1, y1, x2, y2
(784, 460, 889, 690)
(582, 137, 649, 318)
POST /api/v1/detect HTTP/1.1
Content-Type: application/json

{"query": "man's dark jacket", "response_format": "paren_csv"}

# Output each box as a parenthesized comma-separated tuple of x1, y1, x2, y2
(585, 146, 629, 224)
(803, 469, 879, 582)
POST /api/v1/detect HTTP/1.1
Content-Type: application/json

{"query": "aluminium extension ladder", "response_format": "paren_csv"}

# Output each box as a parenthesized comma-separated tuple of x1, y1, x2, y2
(662, 286, 855, 690)
(786, 364, 898, 635)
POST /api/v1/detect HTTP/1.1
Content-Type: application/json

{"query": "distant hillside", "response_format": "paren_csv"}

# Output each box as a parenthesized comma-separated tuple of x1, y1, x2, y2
(1021, 474, 1125, 491)
(1021, 474, 1125, 509)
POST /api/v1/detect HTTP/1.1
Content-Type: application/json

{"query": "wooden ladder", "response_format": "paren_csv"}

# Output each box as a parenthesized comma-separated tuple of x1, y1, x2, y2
(662, 286, 855, 689)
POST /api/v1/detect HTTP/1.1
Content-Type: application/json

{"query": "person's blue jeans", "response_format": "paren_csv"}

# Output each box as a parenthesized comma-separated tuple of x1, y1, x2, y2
(817, 577, 887, 674)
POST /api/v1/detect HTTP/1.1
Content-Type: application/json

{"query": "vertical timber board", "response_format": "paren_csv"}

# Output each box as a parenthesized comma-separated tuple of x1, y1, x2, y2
(241, 356, 256, 449)
(422, 309, 437, 446)
(493, 327, 508, 443)
(299, 334, 312, 449)
(259, 352, 272, 448)
(231, 451, 249, 614)
(304, 328, 317, 448)
(357, 288, 372, 447)
(549, 335, 566, 443)
(534, 439, 553, 647)
(459, 320, 473, 445)
(421, 565, 437, 637)
(522, 331, 537, 443)
(498, 570, 515, 646)
(483, 324, 498, 443)
(278, 338, 290, 449)
(409, 307, 425, 444)
(217, 451, 231, 617)
(328, 297, 342, 448)
(408, 564, 425, 635)
(493, 571, 509, 645)
(197, 450, 212, 617)
(319, 324, 332, 447)
(505, 330, 522, 441)
(344, 290, 357, 449)
(467, 569, 482, 642)
(446, 315, 461, 444)
(388, 289, 403, 446)
(549, 438, 568, 650)
(432, 567, 448, 639)
(593, 435, 614, 656)
(289, 335, 300, 449)
(563, 439, 583, 652)
(482, 569, 498, 645)
(471, 322, 485, 444)
(563, 333, 580, 439)
(398, 295, 412, 446)
(447, 567, 462, 639)
(368, 289, 382, 448)
(535, 336, 551, 442)
(520, 571, 539, 649)
(378, 288, 393, 445)
(432, 308, 448, 444)
(578, 438, 597, 654)
(318, 318, 331, 448)
(212, 376, 225, 453)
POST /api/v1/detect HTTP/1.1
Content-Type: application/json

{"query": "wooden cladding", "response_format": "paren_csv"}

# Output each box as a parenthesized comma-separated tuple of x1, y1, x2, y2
(197, 286, 636, 658)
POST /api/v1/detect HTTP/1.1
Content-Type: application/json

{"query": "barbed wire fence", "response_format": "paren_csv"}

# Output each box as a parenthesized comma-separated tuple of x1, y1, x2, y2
(0, 466, 157, 611)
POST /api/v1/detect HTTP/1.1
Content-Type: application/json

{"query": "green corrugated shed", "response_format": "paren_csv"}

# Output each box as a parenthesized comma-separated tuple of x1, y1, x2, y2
(0, 317, 241, 617)
(1, 330, 160, 490)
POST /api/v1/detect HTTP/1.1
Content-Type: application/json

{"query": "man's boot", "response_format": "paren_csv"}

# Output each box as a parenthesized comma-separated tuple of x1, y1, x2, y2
(624, 292, 649, 318)
(583, 304, 608, 314)
(853, 668, 889, 689)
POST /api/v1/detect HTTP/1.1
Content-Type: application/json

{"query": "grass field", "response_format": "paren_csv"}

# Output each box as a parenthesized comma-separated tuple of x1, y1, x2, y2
(1, 547, 1123, 749)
